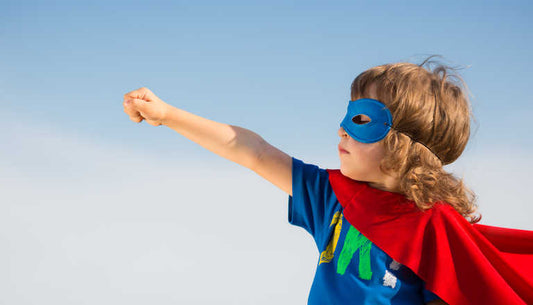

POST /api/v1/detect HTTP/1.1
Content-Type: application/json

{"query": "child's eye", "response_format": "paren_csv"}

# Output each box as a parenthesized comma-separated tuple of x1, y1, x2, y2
(352, 114, 371, 125)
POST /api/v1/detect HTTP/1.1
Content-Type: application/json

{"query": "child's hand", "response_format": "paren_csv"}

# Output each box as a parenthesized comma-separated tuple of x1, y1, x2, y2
(123, 87, 172, 126)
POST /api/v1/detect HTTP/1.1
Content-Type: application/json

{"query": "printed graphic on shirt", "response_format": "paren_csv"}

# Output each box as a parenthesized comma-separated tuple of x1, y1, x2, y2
(319, 212, 373, 280)
(338, 226, 373, 279)
(383, 260, 401, 288)
(319, 211, 343, 264)
(383, 270, 397, 288)
(389, 259, 401, 271)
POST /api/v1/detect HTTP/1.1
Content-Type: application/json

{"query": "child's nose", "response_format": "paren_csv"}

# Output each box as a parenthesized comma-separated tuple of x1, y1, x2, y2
(338, 127, 348, 138)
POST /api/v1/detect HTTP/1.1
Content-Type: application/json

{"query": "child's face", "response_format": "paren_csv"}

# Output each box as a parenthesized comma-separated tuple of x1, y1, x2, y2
(337, 84, 401, 193)
(337, 126, 389, 184)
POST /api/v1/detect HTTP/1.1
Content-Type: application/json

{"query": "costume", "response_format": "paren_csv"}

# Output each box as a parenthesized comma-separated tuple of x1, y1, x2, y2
(326, 167, 533, 305)
(290, 98, 533, 303)
(340, 98, 393, 143)
(340, 98, 442, 162)
(289, 157, 442, 304)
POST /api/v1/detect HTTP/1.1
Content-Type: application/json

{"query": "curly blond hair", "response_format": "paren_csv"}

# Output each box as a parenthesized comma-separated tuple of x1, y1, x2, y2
(351, 55, 481, 224)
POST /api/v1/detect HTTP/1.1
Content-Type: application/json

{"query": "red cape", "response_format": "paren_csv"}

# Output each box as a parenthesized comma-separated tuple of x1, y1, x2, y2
(326, 169, 533, 305)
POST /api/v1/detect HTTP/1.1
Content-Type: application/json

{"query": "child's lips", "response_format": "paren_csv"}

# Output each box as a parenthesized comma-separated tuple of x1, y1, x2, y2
(338, 145, 349, 154)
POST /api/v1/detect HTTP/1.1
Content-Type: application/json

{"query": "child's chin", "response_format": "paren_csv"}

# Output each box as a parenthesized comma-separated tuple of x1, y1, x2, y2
(340, 168, 357, 180)
(341, 169, 369, 182)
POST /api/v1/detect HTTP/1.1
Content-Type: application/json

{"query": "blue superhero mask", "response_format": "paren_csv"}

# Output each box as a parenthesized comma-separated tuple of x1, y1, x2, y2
(340, 98, 393, 143)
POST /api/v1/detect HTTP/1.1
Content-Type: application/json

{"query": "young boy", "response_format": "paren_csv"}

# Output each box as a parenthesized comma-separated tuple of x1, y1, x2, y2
(123, 61, 532, 304)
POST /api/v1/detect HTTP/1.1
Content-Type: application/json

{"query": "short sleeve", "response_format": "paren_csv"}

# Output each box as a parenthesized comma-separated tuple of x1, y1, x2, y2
(288, 157, 339, 247)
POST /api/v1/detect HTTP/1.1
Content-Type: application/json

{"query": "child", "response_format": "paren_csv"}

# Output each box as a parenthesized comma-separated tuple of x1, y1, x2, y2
(122, 56, 533, 305)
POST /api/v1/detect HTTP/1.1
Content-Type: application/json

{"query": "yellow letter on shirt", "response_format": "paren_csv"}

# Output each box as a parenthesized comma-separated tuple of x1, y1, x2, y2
(319, 211, 343, 264)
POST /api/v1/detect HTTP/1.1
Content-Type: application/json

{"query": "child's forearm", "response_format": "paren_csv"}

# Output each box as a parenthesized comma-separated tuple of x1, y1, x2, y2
(161, 105, 264, 169)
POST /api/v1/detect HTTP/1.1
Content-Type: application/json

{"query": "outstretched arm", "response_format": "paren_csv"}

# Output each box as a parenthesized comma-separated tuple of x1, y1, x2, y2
(123, 87, 292, 196)
(164, 106, 293, 196)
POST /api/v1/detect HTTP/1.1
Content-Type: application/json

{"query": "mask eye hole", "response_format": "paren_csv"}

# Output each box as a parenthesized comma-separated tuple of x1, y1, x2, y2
(352, 114, 371, 125)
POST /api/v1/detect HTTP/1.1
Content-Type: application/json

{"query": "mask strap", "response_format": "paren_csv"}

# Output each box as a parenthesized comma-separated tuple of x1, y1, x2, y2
(384, 123, 444, 164)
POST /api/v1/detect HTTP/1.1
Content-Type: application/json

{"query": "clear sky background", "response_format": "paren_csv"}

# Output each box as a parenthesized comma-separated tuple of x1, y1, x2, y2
(1, 0, 532, 304)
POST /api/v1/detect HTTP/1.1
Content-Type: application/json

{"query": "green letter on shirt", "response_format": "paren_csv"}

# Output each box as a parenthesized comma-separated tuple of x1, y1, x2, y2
(336, 226, 373, 280)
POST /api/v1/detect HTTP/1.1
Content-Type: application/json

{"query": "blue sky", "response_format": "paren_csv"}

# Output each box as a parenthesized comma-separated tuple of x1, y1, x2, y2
(1, 1, 532, 303)
(3, 0, 532, 155)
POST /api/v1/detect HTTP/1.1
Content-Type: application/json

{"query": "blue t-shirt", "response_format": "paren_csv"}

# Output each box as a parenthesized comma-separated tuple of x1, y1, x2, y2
(288, 157, 441, 305)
